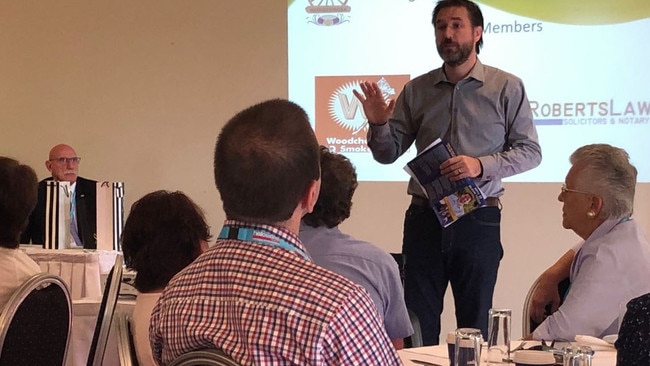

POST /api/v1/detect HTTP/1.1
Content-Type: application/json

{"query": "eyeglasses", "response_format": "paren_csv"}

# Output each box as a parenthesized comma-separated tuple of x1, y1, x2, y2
(560, 184, 591, 195)
(50, 157, 81, 164)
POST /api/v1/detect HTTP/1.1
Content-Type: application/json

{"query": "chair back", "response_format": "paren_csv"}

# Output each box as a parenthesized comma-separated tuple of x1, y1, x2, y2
(168, 349, 241, 366)
(522, 275, 570, 335)
(87, 253, 123, 366)
(407, 308, 424, 348)
(390, 252, 423, 348)
(389, 252, 406, 286)
(115, 312, 139, 366)
(0, 273, 72, 366)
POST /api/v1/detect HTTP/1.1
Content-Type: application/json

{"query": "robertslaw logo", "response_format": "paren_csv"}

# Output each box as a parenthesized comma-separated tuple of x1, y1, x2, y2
(314, 75, 410, 153)
(305, 0, 351, 26)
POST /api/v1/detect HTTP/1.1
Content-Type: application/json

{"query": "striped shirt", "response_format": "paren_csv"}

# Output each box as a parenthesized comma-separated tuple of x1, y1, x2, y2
(150, 221, 402, 365)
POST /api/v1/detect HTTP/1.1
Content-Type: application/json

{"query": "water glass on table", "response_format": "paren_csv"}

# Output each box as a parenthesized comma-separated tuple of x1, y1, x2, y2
(454, 327, 482, 366)
(563, 345, 594, 366)
(487, 308, 512, 364)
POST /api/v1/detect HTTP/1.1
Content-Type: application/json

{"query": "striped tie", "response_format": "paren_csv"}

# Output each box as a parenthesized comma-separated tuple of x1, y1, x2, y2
(70, 193, 83, 247)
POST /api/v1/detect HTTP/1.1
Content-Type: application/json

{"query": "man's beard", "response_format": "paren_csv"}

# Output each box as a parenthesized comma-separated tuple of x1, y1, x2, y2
(437, 40, 473, 67)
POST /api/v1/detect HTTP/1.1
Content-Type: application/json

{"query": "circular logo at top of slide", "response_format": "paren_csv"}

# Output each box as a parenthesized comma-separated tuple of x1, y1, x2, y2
(479, 0, 650, 25)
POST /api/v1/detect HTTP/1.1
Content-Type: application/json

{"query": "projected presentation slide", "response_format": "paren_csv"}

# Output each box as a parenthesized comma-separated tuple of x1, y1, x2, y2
(287, 1, 650, 182)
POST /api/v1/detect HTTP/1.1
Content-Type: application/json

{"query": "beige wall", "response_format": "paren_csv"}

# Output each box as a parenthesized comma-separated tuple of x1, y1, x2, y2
(2, 0, 648, 341)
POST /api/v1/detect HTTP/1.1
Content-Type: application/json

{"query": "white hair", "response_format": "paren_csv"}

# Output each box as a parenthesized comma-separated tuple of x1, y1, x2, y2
(570, 144, 637, 219)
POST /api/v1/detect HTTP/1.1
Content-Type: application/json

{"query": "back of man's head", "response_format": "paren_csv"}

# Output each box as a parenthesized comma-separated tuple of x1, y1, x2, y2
(214, 99, 320, 224)
(303, 146, 358, 228)
(0, 157, 38, 248)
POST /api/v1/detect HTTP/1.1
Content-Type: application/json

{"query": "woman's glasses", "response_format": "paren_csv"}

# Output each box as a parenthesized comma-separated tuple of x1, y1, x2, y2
(560, 184, 591, 195)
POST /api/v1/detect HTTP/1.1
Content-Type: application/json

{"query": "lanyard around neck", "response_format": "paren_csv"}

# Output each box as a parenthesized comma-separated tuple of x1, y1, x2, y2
(218, 225, 310, 261)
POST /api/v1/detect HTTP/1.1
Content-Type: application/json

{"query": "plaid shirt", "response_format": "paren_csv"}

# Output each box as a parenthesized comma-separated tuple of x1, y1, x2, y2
(150, 221, 402, 365)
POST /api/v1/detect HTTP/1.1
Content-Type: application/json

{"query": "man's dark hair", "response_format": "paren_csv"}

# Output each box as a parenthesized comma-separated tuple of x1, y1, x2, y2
(432, 0, 484, 54)
(0, 157, 38, 249)
(303, 146, 358, 228)
(121, 190, 211, 293)
(214, 99, 320, 224)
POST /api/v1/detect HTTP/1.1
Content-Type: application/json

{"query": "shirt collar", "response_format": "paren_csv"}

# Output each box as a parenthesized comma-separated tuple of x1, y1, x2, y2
(223, 219, 308, 255)
(585, 217, 632, 244)
(433, 58, 485, 85)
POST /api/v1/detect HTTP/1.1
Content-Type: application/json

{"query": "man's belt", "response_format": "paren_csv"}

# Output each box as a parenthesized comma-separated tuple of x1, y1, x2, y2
(411, 195, 500, 207)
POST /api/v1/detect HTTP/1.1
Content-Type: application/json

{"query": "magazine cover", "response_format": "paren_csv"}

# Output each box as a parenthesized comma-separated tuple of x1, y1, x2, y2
(404, 138, 486, 227)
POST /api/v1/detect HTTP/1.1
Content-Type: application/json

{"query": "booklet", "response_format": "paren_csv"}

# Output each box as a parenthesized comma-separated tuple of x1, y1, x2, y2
(404, 138, 486, 227)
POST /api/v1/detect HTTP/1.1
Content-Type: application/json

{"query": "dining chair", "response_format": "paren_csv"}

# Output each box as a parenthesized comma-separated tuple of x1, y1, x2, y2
(87, 253, 124, 366)
(167, 349, 242, 366)
(522, 275, 570, 335)
(390, 252, 424, 348)
(115, 312, 139, 366)
(0, 273, 72, 366)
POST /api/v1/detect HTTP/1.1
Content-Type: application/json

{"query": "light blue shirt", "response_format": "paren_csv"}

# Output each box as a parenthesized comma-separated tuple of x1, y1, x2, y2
(299, 223, 414, 340)
(533, 218, 650, 340)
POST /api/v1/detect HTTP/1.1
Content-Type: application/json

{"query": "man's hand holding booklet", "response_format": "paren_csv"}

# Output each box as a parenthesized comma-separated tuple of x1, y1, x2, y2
(404, 138, 486, 227)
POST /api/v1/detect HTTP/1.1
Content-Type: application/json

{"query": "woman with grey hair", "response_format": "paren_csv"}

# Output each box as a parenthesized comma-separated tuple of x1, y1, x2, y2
(526, 144, 650, 341)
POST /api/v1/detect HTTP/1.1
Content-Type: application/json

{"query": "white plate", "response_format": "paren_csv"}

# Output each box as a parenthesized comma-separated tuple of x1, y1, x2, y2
(603, 334, 618, 344)
(575, 335, 616, 351)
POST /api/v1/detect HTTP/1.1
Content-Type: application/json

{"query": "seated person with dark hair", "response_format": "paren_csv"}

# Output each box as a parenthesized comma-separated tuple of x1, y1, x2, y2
(300, 146, 413, 349)
(121, 190, 210, 366)
(0, 157, 43, 310)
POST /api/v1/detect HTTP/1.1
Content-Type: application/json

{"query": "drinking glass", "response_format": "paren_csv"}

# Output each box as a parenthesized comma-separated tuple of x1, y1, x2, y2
(487, 308, 512, 364)
(454, 327, 482, 366)
(563, 345, 593, 366)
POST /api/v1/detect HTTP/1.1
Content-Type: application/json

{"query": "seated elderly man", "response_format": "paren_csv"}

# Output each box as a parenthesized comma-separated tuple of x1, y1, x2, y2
(21, 143, 97, 249)
(527, 144, 650, 341)
(300, 146, 413, 349)
(0, 157, 43, 309)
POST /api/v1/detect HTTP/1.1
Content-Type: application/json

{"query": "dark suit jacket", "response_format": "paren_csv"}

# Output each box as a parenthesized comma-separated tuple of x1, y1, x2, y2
(20, 176, 97, 249)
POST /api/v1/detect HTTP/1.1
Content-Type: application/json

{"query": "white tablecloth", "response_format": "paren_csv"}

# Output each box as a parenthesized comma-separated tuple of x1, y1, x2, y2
(23, 248, 119, 300)
(67, 297, 136, 366)
(398, 341, 618, 366)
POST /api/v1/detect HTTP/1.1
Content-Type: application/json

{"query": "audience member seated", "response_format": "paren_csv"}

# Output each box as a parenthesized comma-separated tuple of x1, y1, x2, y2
(616, 292, 650, 365)
(21, 143, 98, 249)
(149, 99, 401, 365)
(121, 190, 211, 366)
(526, 144, 650, 341)
(0, 157, 43, 309)
(300, 146, 413, 349)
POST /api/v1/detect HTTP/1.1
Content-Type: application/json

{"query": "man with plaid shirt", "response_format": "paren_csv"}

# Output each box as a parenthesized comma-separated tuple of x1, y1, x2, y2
(150, 99, 401, 365)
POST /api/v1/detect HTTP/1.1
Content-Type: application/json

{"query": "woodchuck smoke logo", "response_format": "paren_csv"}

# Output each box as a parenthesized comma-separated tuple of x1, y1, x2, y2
(315, 75, 410, 154)
(329, 81, 369, 135)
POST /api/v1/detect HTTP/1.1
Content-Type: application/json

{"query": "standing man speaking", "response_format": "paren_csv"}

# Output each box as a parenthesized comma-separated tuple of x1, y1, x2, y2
(354, 0, 541, 345)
